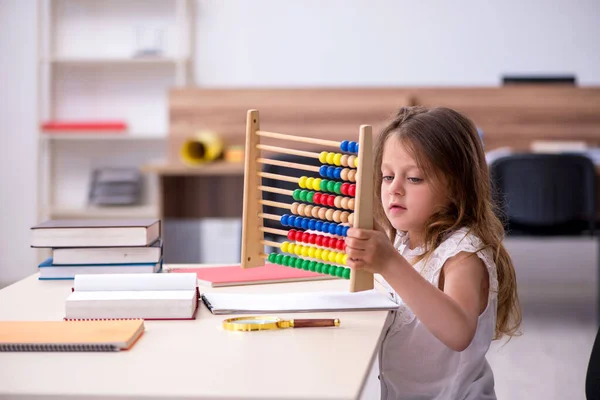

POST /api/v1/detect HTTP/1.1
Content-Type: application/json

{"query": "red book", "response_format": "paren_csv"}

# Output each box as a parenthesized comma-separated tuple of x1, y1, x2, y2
(169, 263, 337, 287)
(41, 121, 127, 131)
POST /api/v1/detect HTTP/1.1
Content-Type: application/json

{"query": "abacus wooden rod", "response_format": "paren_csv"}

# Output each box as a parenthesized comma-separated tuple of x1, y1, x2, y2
(258, 212, 281, 222)
(258, 172, 298, 183)
(256, 144, 320, 159)
(257, 157, 320, 173)
(260, 239, 281, 248)
(260, 226, 288, 236)
(258, 185, 294, 196)
(256, 130, 341, 148)
(259, 199, 291, 209)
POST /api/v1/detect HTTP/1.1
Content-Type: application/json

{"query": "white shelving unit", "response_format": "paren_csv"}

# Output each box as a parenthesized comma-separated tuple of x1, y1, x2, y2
(36, 0, 194, 223)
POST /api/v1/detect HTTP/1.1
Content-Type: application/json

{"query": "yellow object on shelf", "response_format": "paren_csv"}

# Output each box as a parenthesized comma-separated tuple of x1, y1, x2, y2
(224, 145, 245, 163)
(181, 131, 224, 165)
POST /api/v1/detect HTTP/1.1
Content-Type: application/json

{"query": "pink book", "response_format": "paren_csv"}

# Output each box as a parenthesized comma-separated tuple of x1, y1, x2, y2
(169, 263, 337, 287)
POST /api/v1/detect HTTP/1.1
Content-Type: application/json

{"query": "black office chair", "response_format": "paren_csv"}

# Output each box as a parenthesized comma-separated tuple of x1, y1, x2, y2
(587, 326, 600, 399)
(489, 153, 597, 236)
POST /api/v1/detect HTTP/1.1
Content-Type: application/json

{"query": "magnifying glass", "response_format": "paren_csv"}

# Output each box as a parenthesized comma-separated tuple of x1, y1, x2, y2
(222, 316, 341, 332)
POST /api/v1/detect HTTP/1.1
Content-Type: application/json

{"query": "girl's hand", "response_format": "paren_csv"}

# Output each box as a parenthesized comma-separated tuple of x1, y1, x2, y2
(345, 222, 403, 274)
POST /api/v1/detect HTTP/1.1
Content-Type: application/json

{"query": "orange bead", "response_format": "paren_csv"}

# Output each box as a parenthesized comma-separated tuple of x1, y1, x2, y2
(326, 208, 334, 221)
(333, 210, 342, 223)
(312, 206, 320, 219)
(291, 202, 299, 215)
(341, 211, 349, 223)
(340, 168, 349, 181)
(348, 156, 357, 168)
(340, 155, 349, 167)
(349, 213, 354, 226)
(341, 197, 349, 210)
(297, 203, 306, 216)
(348, 198, 355, 210)
(334, 196, 342, 208)
(348, 169, 357, 182)
(305, 205, 313, 217)
(318, 208, 327, 220)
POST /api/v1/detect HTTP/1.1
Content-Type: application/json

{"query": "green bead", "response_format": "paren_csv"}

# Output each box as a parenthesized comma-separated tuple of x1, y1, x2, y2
(309, 261, 317, 272)
(329, 265, 338, 276)
(299, 190, 308, 202)
(291, 257, 300, 268)
(322, 264, 330, 274)
(268, 253, 277, 263)
(316, 263, 324, 273)
(292, 189, 301, 201)
(342, 268, 351, 280)
(334, 182, 342, 194)
(275, 254, 284, 264)
(295, 258, 304, 269)
(302, 260, 310, 270)
(307, 191, 315, 203)
(282, 255, 291, 266)
(327, 181, 336, 193)
(336, 267, 344, 278)
(320, 179, 328, 192)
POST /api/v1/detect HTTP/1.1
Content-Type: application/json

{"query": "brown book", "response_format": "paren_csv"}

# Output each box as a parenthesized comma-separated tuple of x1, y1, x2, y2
(31, 219, 160, 248)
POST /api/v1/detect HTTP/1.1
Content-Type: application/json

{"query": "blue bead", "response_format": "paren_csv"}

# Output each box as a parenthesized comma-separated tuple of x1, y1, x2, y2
(294, 218, 303, 228)
(327, 166, 335, 179)
(301, 218, 309, 230)
(288, 215, 296, 227)
(334, 167, 342, 179)
(355, 143, 359, 153)
(322, 222, 330, 233)
(280, 214, 289, 226)
(342, 226, 350, 236)
(340, 140, 349, 152)
(308, 219, 316, 230)
(319, 165, 328, 177)
(315, 221, 323, 231)
(335, 225, 344, 236)
(349, 141, 357, 153)
(329, 224, 337, 234)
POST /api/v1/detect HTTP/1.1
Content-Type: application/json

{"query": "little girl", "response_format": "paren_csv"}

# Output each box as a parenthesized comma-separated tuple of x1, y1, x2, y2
(346, 106, 522, 399)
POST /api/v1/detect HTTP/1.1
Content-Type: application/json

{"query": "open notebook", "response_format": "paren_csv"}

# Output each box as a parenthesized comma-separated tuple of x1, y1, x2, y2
(65, 273, 199, 320)
(201, 289, 399, 315)
(0, 320, 145, 352)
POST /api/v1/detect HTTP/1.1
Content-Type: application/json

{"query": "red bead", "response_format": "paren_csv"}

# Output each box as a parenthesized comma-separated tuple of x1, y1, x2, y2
(327, 195, 335, 207)
(341, 183, 349, 195)
(330, 238, 338, 249)
(348, 184, 356, 197)
(309, 233, 317, 244)
(337, 240, 345, 251)
(322, 237, 331, 248)
(313, 193, 322, 205)
(316, 235, 324, 246)
(302, 232, 310, 243)
(287, 229, 296, 241)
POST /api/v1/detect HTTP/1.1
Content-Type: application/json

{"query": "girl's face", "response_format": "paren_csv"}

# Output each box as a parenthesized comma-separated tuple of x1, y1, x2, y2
(380, 137, 449, 242)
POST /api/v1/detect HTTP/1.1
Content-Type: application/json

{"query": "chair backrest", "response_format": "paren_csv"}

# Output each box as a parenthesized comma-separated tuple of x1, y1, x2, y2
(489, 153, 596, 234)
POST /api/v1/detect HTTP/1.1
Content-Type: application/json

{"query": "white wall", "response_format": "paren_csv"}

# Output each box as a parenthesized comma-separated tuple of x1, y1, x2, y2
(1, 0, 599, 287)
(194, 0, 600, 86)
(0, 0, 38, 287)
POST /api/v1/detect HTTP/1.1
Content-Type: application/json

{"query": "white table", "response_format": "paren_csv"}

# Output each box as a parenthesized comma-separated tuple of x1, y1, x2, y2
(0, 265, 389, 400)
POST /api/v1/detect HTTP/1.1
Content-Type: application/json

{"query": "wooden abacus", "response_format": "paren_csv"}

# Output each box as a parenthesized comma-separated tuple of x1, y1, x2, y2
(241, 109, 374, 292)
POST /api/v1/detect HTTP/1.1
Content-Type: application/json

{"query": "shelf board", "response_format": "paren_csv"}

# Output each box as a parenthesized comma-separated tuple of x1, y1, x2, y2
(42, 57, 188, 65)
(48, 205, 159, 219)
(41, 133, 167, 141)
(142, 161, 245, 176)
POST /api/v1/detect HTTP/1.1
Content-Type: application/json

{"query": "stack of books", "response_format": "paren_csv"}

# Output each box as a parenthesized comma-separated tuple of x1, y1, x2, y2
(31, 219, 162, 280)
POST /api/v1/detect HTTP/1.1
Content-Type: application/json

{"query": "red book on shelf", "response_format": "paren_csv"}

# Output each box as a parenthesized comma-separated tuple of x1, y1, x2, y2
(41, 121, 127, 132)
(169, 263, 338, 287)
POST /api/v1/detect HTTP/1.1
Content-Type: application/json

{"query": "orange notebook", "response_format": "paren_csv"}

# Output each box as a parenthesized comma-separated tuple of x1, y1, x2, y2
(0, 320, 145, 352)
(169, 263, 337, 287)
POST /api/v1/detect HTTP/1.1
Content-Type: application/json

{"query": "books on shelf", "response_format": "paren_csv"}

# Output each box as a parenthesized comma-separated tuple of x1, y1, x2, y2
(169, 263, 338, 287)
(65, 273, 199, 320)
(38, 257, 163, 280)
(0, 319, 145, 352)
(31, 219, 160, 248)
(41, 121, 127, 132)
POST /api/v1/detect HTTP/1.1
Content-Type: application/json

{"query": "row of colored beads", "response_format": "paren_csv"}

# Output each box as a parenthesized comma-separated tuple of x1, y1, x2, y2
(267, 252, 351, 279)
(340, 140, 359, 154)
(280, 241, 348, 265)
(297, 177, 357, 197)
(318, 165, 357, 182)
(287, 229, 346, 251)
(290, 203, 354, 225)
(280, 214, 350, 236)
(318, 152, 359, 168)
(292, 189, 355, 210)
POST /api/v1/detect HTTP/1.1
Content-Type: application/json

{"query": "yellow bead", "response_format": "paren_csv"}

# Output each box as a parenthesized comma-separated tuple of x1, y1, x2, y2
(315, 248, 323, 259)
(321, 250, 330, 262)
(343, 254, 348, 265)
(280, 241, 289, 253)
(328, 251, 337, 263)
(301, 246, 310, 257)
(319, 151, 328, 163)
(298, 176, 307, 189)
(326, 152, 335, 165)
(308, 246, 316, 258)
(288, 243, 295, 254)
(295, 245, 303, 256)
(313, 178, 322, 191)
(333, 153, 342, 166)
(335, 253, 345, 264)
(354, 157, 359, 168)
(305, 177, 314, 190)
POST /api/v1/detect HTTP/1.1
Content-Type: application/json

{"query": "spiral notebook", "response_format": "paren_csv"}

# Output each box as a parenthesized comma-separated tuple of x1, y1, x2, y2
(0, 319, 145, 352)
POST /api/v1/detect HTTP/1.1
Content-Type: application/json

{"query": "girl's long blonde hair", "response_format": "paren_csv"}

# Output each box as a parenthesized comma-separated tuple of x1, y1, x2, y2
(374, 106, 521, 340)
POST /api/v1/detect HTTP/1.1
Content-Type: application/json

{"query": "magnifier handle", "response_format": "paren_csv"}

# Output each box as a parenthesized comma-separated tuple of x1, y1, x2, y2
(292, 318, 341, 328)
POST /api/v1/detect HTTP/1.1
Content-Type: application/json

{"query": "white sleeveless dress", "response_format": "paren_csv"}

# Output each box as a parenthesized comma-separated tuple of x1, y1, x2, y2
(377, 227, 498, 400)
